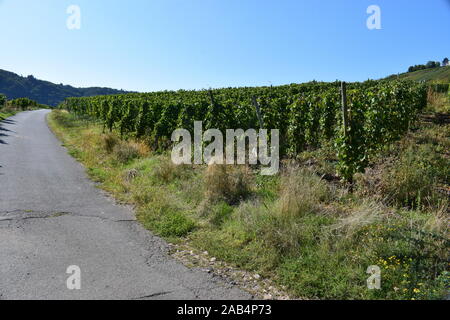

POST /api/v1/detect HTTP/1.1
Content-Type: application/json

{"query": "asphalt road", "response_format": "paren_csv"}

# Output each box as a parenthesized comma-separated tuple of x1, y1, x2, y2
(0, 110, 251, 300)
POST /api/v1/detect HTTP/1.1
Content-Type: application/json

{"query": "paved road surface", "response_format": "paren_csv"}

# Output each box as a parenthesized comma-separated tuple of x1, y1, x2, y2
(0, 110, 251, 300)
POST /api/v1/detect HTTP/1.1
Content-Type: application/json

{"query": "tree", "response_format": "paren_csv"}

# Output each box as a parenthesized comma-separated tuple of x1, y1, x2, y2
(443, 57, 449, 66)
(0, 94, 6, 107)
(426, 61, 436, 68)
(7, 97, 38, 110)
(408, 64, 427, 73)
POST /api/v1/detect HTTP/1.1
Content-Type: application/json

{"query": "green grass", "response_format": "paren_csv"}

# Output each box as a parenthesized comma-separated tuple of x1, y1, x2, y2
(0, 109, 17, 120)
(0, 104, 46, 120)
(48, 104, 449, 300)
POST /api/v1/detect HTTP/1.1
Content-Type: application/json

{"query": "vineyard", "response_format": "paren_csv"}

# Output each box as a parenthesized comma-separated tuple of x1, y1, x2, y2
(61, 80, 427, 180)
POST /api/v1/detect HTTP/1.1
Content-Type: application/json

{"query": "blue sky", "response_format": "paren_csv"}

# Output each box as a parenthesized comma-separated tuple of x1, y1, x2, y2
(0, 0, 449, 92)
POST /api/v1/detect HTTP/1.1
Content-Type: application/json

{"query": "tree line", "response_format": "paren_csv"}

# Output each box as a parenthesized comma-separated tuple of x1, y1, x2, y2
(0, 94, 50, 110)
(408, 58, 449, 73)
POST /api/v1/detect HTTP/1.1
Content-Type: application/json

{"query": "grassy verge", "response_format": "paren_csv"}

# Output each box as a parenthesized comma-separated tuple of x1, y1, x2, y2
(0, 105, 45, 120)
(0, 107, 18, 120)
(48, 100, 449, 300)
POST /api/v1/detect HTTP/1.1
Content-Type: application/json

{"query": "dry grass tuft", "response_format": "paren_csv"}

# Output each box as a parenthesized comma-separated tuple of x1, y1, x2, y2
(153, 158, 188, 183)
(276, 166, 330, 219)
(204, 164, 253, 205)
(329, 200, 385, 237)
(103, 133, 119, 153)
(427, 89, 449, 113)
(113, 141, 141, 163)
(113, 139, 150, 163)
(424, 203, 449, 234)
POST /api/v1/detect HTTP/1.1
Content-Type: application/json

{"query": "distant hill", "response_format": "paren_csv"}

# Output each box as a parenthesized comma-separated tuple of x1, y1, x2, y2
(0, 69, 132, 106)
(385, 66, 450, 82)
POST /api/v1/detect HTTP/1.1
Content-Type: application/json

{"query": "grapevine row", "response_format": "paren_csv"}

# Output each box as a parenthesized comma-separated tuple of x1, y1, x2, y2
(61, 80, 427, 180)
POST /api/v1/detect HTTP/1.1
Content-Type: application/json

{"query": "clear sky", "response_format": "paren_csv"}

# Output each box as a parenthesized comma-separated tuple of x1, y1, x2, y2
(0, 0, 449, 92)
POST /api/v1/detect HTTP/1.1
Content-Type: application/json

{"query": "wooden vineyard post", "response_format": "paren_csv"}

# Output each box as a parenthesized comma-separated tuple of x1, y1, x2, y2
(252, 96, 264, 129)
(208, 89, 216, 108)
(341, 81, 348, 138)
(341, 81, 353, 191)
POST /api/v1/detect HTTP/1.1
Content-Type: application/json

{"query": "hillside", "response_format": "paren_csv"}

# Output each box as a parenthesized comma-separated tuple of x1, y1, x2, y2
(0, 69, 131, 106)
(48, 80, 450, 300)
(2, 65, 448, 108)
(386, 66, 450, 82)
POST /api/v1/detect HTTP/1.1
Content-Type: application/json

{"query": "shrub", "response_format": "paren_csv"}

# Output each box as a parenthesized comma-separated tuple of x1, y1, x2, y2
(141, 205, 195, 237)
(7, 97, 38, 110)
(156, 210, 196, 237)
(0, 94, 6, 107)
